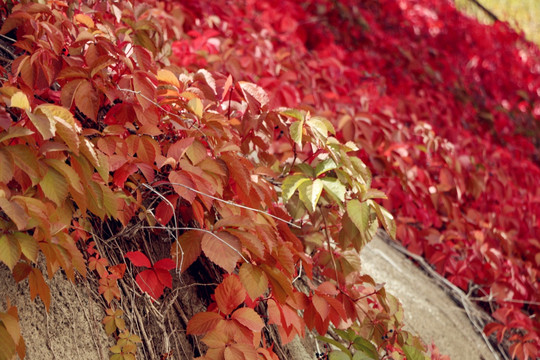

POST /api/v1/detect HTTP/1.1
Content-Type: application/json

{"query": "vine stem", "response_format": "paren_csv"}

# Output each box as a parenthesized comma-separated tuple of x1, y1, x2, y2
(141, 226, 249, 264)
(157, 181, 301, 229)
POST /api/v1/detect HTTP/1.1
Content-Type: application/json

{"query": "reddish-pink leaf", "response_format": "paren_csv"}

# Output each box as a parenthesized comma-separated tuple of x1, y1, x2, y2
(201, 231, 242, 274)
(125, 251, 151, 268)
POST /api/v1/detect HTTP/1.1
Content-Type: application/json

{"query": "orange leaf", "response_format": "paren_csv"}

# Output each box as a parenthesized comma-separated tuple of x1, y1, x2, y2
(214, 275, 246, 315)
(225, 343, 258, 360)
(186, 312, 223, 335)
(75, 79, 99, 121)
(201, 231, 242, 274)
(167, 137, 194, 162)
(171, 230, 202, 272)
(238, 263, 268, 300)
(28, 268, 51, 311)
(231, 307, 264, 333)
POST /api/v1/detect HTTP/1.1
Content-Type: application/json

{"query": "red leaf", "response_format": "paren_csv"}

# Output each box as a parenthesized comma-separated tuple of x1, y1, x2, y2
(125, 251, 151, 268)
(136, 269, 164, 300)
(214, 275, 246, 316)
(113, 163, 138, 188)
(186, 312, 223, 335)
(155, 268, 173, 289)
(154, 258, 176, 271)
(155, 194, 178, 226)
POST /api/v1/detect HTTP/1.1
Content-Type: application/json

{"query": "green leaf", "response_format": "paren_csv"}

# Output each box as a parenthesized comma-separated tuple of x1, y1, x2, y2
(329, 351, 352, 360)
(307, 117, 329, 140)
(350, 157, 372, 187)
(321, 177, 346, 203)
(311, 115, 335, 134)
(281, 174, 310, 202)
(13, 232, 37, 263)
(294, 163, 315, 177)
(352, 337, 378, 359)
(315, 158, 337, 177)
(298, 179, 323, 213)
(403, 345, 427, 360)
(289, 120, 303, 146)
(316, 335, 350, 353)
(39, 168, 68, 206)
(352, 351, 376, 360)
(361, 189, 387, 201)
(279, 108, 305, 121)
(369, 200, 396, 240)
(0, 234, 21, 270)
(346, 199, 369, 233)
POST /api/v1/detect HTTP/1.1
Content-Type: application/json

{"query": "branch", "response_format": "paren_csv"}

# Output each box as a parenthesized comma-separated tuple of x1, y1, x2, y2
(461, 0, 499, 22)
(158, 181, 301, 229)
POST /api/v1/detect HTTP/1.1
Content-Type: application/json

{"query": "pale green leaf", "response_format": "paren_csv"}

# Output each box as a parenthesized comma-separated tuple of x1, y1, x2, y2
(316, 335, 350, 353)
(0, 234, 21, 270)
(403, 345, 427, 360)
(298, 179, 323, 213)
(369, 200, 396, 240)
(294, 163, 315, 177)
(188, 97, 203, 118)
(329, 351, 352, 360)
(281, 174, 310, 202)
(311, 115, 335, 134)
(350, 157, 372, 187)
(321, 177, 346, 203)
(352, 351, 376, 360)
(289, 120, 303, 146)
(361, 189, 387, 201)
(346, 199, 369, 233)
(307, 117, 328, 139)
(39, 168, 68, 206)
(352, 337, 379, 359)
(315, 158, 337, 177)
(279, 108, 305, 121)
(13, 232, 37, 263)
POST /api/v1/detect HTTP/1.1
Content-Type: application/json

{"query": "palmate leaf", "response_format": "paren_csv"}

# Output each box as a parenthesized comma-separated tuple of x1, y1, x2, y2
(239, 263, 268, 300)
(298, 179, 323, 213)
(281, 174, 310, 202)
(0, 234, 21, 270)
(39, 167, 68, 206)
(201, 231, 242, 273)
(214, 275, 246, 315)
(369, 200, 397, 239)
(321, 177, 346, 203)
(186, 312, 223, 335)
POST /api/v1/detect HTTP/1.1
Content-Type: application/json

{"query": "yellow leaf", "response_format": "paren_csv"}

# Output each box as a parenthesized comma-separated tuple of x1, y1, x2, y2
(74, 13, 95, 28)
(187, 97, 203, 118)
(157, 69, 180, 88)
(10, 92, 30, 110)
